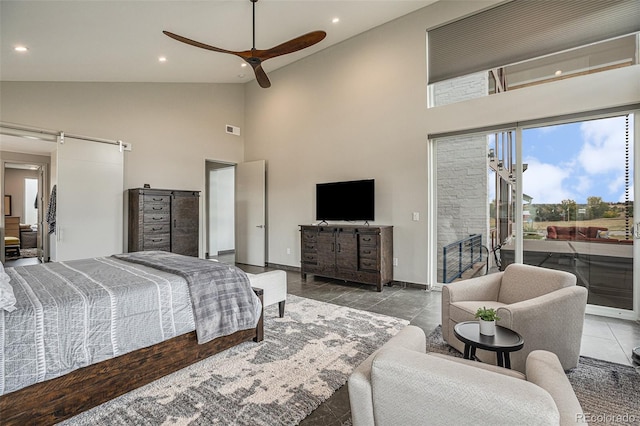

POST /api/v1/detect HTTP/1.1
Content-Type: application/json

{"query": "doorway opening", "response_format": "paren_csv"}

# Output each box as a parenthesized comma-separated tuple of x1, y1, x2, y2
(206, 161, 236, 265)
(204, 159, 267, 267)
(3, 162, 47, 265)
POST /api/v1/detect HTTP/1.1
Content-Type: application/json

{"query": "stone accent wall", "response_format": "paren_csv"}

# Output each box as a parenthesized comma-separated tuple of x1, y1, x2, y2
(431, 72, 489, 107)
(431, 72, 490, 282)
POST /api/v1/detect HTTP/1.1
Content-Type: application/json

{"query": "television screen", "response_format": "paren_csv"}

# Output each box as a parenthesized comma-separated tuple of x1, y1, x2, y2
(316, 179, 375, 221)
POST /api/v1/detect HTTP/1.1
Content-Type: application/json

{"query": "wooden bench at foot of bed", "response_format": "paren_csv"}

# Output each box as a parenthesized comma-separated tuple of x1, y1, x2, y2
(0, 289, 264, 426)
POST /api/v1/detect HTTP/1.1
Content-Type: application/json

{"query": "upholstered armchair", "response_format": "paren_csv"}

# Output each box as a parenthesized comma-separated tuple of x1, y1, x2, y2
(442, 263, 588, 373)
(348, 325, 585, 426)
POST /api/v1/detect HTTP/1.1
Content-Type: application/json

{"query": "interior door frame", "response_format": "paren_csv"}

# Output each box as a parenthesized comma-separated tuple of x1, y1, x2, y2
(203, 159, 266, 266)
(204, 159, 236, 260)
(1, 159, 49, 264)
(37, 165, 48, 262)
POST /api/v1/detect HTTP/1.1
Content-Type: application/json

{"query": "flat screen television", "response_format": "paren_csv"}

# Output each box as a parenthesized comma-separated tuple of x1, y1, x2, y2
(316, 179, 375, 222)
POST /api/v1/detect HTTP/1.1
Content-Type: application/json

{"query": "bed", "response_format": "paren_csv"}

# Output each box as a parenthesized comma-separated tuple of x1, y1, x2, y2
(0, 251, 265, 425)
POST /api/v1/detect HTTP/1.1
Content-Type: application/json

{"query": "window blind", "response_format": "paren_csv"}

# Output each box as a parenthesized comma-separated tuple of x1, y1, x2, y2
(427, 0, 640, 84)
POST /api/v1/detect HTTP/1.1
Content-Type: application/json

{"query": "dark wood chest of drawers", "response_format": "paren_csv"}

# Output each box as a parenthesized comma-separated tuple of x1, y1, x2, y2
(128, 188, 199, 257)
(300, 224, 393, 291)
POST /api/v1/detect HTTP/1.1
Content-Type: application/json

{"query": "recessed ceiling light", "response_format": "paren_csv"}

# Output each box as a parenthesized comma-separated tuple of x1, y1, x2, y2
(555, 70, 562, 76)
(158, 56, 167, 62)
(332, 17, 340, 24)
(241, 63, 247, 68)
(14, 46, 28, 52)
(238, 74, 246, 78)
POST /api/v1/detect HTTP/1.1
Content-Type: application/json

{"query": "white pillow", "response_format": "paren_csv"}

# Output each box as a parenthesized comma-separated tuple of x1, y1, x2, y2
(0, 268, 17, 312)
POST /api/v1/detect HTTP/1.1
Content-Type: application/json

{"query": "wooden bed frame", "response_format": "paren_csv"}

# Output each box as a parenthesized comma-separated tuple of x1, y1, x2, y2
(0, 289, 264, 425)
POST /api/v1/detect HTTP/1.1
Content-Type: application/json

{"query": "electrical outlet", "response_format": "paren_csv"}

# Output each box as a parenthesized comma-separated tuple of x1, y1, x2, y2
(393, 258, 398, 266)
(286, 248, 291, 255)
(412, 212, 419, 221)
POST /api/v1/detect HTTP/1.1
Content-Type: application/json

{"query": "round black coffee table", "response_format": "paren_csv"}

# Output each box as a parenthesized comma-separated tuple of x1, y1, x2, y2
(453, 321, 524, 369)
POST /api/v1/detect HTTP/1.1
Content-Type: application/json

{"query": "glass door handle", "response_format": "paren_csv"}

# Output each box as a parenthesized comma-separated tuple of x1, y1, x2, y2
(634, 223, 640, 239)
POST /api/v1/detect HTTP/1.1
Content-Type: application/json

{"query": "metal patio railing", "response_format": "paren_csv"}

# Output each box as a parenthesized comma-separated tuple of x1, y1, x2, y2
(442, 234, 483, 283)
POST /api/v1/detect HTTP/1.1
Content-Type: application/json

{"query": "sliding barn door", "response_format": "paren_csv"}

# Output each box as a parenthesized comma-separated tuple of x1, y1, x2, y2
(53, 138, 124, 261)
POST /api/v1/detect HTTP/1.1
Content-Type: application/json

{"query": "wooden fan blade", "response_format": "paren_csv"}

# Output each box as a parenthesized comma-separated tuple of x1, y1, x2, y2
(256, 31, 327, 60)
(163, 31, 239, 55)
(250, 62, 271, 88)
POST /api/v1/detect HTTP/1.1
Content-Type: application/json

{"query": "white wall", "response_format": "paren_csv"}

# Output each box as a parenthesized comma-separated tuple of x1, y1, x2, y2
(244, 1, 640, 285)
(0, 82, 245, 255)
(0, 82, 245, 190)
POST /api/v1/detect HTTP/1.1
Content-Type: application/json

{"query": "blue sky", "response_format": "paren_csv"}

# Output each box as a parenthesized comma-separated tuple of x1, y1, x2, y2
(522, 115, 635, 204)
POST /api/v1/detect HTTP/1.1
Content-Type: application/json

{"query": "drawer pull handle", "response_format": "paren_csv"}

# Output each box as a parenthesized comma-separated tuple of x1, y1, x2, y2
(152, 217, 163, 220)
(363, 237, 372, 242)
(152, 197, 163, 201)
(363, 250, 372, 254)
(152, 207, 162, 210)
(152, 227, 163, 231)
(152, 238, 163, 242)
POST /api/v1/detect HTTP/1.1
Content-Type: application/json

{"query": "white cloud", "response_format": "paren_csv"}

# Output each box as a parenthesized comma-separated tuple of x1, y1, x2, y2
(574, 175, 592, 195)
(607, 174, 626, 194)
(578, 116, 631, 175)
(523, 157, 573, 203)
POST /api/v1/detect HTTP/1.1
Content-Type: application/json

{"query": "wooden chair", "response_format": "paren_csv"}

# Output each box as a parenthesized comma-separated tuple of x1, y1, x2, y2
(4, 216, 21, 257)
(5, 236, 20, 257)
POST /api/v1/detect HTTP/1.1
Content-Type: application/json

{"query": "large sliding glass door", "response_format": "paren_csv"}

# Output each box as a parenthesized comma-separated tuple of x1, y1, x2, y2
(519, 115, 634, 312)
(432, 112, 638, 319)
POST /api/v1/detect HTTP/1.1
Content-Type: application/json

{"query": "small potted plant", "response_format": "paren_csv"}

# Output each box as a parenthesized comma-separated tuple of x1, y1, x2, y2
(475, 306, 501, 336)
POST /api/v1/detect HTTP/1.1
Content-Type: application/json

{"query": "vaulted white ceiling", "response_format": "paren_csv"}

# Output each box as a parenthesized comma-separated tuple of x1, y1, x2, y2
(1, 0, 435, 84)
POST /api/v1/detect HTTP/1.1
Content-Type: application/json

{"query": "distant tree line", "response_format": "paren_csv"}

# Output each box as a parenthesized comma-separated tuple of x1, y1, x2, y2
(532, 196, 633, 222)
(489, 197, 635, 222)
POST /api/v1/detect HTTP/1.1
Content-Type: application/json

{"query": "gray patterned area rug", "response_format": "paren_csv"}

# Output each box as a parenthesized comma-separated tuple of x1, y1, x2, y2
(61, 295, 409, 426)
(427, 325, 640, 426)
(5, 247, 38, 260)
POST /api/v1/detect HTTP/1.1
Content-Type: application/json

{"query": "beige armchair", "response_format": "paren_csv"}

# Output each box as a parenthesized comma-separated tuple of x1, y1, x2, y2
(348, 325, 585, 426)
(442, 263, 588, 373)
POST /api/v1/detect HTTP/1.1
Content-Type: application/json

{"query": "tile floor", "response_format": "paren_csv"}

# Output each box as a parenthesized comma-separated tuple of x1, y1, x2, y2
(235, 264, 640, 426)
(6, 257, 639, 425)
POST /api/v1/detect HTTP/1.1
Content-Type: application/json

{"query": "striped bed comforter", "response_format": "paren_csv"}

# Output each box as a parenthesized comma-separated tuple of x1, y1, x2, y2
(0, 253, 261, 396)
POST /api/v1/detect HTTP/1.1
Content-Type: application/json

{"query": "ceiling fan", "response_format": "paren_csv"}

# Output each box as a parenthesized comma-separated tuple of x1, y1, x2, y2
(163, 0, 326, 88)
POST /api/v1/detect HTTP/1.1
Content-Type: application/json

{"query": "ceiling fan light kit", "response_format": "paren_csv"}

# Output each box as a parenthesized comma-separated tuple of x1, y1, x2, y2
(164, 0, 326, 88)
